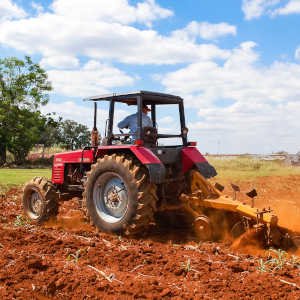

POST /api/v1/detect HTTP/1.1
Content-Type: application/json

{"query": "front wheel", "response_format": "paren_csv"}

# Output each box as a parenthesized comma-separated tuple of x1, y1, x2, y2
(83, 154, 158, 235)
(23, 177, 58, 222)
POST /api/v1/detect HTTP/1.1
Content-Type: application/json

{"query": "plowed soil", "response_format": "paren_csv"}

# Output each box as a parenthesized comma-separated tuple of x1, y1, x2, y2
(1, 176, 300, 299)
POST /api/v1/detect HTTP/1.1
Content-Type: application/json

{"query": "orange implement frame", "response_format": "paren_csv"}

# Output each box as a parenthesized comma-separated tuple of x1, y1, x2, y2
(179, 170, 278, 227)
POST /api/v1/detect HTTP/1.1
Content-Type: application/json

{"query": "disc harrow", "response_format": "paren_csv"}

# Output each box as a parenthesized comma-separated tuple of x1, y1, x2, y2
(180, 170, 300, 250)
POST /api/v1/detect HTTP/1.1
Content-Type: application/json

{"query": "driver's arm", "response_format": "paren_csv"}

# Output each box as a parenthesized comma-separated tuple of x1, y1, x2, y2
(118, 116, 130, 129)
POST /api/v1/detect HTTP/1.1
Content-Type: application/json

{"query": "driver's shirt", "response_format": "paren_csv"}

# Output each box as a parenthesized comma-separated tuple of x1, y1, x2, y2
(117, 113, 152, 139)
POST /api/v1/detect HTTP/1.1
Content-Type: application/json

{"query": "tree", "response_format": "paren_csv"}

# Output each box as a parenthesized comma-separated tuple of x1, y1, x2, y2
(60, 119, 90, 150)
(7, 107, 45, 163)
(37, 114, 62, 157)
(0, 56, 51, 164)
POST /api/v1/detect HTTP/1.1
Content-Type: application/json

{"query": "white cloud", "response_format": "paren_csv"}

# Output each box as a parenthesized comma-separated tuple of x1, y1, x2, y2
(0, 0, 26, 21)
(187, 102, 300, 154)
(242, 0, 280, 20)
(0, 1, 229, 65)
(47, 60, 134, 97)
(51, 0, 172, 26)
(40, 55, 79, 69)
(295, 46, 300, 60)
(134, 0, 173, 26)
(242, 0, 300, 19)
(159, 116, 174, 124)
(31, 2, 44, 14)
(187, 100, 300, 153)
(162, 42, 300, 105)
(160, 42, 300, 153)
(172, 21, 236, 41)
(42, 101, 94, 126)
(272, 0, 300, 16)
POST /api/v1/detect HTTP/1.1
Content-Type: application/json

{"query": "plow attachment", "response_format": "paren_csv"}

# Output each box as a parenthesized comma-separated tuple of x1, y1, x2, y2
(179, 171, 300, 250)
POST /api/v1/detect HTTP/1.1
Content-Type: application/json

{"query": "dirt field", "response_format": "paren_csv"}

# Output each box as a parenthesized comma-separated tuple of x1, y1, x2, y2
(1, 176, 300, 299)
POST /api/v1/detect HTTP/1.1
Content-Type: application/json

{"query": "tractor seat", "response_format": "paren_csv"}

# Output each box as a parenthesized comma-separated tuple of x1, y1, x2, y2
(142, 126, 158, 147)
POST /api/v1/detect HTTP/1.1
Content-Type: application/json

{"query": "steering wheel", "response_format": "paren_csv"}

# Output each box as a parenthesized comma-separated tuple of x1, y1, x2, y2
(119, 128, 130, 142)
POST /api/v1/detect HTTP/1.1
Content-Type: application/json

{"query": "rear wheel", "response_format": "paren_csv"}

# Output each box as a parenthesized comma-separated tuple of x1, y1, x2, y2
(83, 154, 158, 235)
(23, 177, 58, 222)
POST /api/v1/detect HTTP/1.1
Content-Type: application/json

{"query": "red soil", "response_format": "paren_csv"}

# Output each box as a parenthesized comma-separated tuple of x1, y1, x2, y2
(1, 176, 300, 299)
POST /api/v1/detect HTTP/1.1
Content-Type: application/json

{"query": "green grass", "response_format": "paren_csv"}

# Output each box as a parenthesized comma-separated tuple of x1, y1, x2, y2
(207, 157, 300, 180)
(0, 168, 51, 192)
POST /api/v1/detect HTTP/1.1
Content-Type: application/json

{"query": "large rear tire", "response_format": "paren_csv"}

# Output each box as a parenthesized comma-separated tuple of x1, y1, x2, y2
(23, 177, 58, 222)
(83, 154, 157, 235)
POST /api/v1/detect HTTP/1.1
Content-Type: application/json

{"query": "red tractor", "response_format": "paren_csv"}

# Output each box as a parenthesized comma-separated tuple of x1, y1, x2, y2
(23, 91, 217, 235)
(22, 91, 300, 249)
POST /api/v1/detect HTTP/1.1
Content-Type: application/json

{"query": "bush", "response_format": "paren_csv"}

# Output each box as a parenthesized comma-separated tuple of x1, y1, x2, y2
(24, 156, 53, 167)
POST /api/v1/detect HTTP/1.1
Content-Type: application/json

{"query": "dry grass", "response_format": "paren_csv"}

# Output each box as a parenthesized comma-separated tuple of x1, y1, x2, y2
(29, 146, 66, 155)
(207, 157, 300, 180)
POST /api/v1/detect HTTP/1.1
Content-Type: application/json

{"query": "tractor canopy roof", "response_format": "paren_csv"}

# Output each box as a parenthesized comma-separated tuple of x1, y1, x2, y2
(84, 90, 183, 105)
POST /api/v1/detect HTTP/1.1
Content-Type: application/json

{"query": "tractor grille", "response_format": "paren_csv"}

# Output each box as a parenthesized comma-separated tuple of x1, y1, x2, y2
(52, 164, 64, 184)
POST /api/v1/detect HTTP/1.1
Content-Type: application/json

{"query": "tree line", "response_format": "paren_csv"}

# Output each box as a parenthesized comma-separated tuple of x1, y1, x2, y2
(0, 56, 90, 165)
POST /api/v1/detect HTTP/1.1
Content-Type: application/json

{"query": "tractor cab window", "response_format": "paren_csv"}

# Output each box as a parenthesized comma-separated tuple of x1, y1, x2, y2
(155, 104, 182, 145)
(113, 102, 139, 144)
(95, 101, 109, 138)
(114, 102, 137, 133)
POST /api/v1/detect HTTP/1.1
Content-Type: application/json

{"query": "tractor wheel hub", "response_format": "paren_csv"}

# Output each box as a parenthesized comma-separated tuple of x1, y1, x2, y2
(93, 173, 129, 223)
(31, 192, 43, 215)
(106, 188, 122, 209)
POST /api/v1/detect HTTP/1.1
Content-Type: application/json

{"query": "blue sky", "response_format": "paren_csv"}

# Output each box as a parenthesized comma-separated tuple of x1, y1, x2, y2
(1, 0, 300, 153)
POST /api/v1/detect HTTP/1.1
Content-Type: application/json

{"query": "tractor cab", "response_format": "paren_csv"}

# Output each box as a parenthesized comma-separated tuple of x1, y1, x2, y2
(84, 91, 216, 186)
(85, 91, 189, 148)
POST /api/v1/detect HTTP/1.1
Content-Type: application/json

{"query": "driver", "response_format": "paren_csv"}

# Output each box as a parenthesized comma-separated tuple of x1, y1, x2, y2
(117, 104, 152, 140)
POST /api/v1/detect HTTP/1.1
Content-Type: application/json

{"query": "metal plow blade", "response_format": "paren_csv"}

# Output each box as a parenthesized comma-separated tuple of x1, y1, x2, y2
(179, 170, 300, 251)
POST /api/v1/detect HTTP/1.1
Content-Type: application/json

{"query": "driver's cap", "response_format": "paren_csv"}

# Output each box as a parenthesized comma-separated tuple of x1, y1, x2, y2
(143, 104, 151, 111)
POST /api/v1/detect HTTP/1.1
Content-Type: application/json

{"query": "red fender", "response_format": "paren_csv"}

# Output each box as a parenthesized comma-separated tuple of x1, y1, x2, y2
(182, 147, 217, 178)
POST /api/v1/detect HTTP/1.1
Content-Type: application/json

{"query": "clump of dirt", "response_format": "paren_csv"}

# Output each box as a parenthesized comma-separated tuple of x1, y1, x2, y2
(44, 199, 93, 232)
(0, 176, 300, 299)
